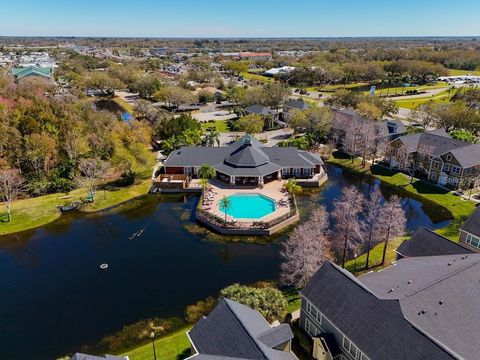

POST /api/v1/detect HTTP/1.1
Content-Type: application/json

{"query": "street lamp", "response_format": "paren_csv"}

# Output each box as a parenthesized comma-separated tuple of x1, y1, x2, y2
(150, 331, 157, 360)
(353, 253, 358, 276)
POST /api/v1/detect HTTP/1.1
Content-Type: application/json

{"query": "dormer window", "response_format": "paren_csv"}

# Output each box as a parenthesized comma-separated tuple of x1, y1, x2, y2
(243, 137, 252, 145)
(446, 154, 452, 161)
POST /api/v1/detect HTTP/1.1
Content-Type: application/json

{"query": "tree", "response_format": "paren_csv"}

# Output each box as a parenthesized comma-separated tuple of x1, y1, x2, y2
(76, 158, 109, 201)
(377, 195, 406, 265)
(263, 83, 290, 110)
(154, 86, 195, 110)
(220, 284, 287, 322)
(450, 129, 476, 143)
(222, 61, 248, 76)
(283, 178, 302, 194)
(280, 207, 331, 287)
(290, 107, 333, 142)
(237, 114, 264, 134)
(361, 187, 383, 269)
(220, 196, 231, 223)
(0, 168, 24, 222)
(203, 130, 220, 147)
(198, 163, 216, 179)
(332, 185, 364, 268)
(356, 101, 382, 121)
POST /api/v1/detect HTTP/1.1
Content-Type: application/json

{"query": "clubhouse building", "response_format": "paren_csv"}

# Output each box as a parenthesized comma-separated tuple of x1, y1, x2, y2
(161, 134, 326, 187)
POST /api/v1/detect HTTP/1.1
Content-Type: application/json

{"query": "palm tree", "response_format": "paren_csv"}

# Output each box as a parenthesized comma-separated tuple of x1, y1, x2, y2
(198, 163, 216, 180)
(283, 178, 302, 195)
(199, 177, 209, 190)
(204, 130, 220, 147)
(220, 196, 231, 223)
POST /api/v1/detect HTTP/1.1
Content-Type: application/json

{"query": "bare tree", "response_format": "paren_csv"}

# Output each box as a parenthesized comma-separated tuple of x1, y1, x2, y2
(393, 142, 415, 184)
(280, 207, 331, 288)
(332, 186, 364, 268)
(76, 158, 109, 201)
(377, 195, 407, 265)
(361, 187, 383, 269)
(342, 116, 363, 163)
(0, 168, 24, 223)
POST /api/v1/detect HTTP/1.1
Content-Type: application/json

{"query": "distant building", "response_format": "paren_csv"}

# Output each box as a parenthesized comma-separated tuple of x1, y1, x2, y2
(283, 99, 311, 122)
(265, 66, 295, 76)
(301, 254, 480, 359)
(239, 52, 273, 60)
(12, 65, 53, 82)
(459, 207, 480, 251)
(187, 298, 296, 360)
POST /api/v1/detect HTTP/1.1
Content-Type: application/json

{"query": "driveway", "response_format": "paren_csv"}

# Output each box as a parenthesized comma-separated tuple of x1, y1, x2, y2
(218, 128, 293, 147)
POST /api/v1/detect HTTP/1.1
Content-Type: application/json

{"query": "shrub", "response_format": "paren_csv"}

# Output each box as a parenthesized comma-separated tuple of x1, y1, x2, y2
(220, 283, 287, 322)
(114, 170, 136, 187)
(185, 296, 218, 323)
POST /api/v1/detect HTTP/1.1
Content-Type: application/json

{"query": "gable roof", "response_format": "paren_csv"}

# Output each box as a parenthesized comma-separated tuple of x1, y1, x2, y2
(12, 66, 51, 79)
(449, 144, 480, 168)
(189, 299, 295, 360)
(361, 254, 480, 360)
(284, 100, 310, 111)
(245, 105, 276, 116)
(396, 227, 472, 258)
(397, 130, 468, 156)
(461, 206, 480, 237)
(301, 262, 455, 360)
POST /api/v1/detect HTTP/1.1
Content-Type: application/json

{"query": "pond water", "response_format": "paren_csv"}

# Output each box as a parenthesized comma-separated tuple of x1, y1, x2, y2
(0, 165, 451, 360)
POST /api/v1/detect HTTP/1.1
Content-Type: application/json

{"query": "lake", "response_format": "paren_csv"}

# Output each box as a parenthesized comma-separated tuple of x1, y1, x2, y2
(0, 165, 451, 360)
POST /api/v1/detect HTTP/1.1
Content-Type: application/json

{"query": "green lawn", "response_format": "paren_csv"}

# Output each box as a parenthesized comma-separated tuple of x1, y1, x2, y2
(0, 179, 153, 236)
(201, 120, 231, 132)
(121, 327, 192, 360)
(393, 88, 457, 109)
(448, 68, 480, 76)
(366, 83, 448, 97)
(240, 71, 274, 83)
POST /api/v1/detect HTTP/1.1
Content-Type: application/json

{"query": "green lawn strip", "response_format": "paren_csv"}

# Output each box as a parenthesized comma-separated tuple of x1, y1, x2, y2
(240, 71, 275, 83)
(113, 97, 135, 113)
(0, 179, 153, 236)
(120, 326, 192, 360)
(447, 69, 480, 76)
(201, 120, 231, 132)
(283, 288, 301, 313)
(394, 88, 458, 109)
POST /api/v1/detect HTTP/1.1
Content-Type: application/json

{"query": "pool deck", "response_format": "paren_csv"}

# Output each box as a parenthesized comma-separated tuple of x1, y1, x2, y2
(201, 179, 292, 223)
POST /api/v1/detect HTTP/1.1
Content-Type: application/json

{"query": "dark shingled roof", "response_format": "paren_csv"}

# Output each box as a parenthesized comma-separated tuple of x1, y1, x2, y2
(396, 227, 472, 258)
(449, 144, 480, 168)
(164, 135, 323, 177)
(397, 130, 469, 156)
(461, 206, 480, 237)
(189, 299, 295, 360)
(361, 254, 480, 360)
(301, 262, 455, 360)
(245, 105, 276, 116)
(284, 99, 311, 111)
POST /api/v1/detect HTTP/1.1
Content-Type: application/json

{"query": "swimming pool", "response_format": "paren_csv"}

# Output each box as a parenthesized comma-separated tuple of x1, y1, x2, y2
(219, 193, 276, 219)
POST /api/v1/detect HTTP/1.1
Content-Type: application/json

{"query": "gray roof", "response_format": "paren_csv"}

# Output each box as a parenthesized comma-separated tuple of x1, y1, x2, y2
(449, 144, 480, 168)
(245, 105, 276, 116)
(284, 100, 310, 111)
(396, 227, 472, 258)
(164, 135, 323, 177)
(361, 254, 480, 360)
(71, 353, 127, 360)
(189, 299, 295, 360)
(397, 130, 469, 156)
(461, 206, 480, 237)
(332, 109, 405, 138)
(301, 262, 455, 360)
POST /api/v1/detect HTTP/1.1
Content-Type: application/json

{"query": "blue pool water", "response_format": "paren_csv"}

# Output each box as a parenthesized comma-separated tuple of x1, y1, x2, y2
(219, 193, 276, 219)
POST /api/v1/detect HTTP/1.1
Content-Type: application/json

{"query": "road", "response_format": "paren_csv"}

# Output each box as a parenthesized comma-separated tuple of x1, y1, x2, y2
(218, 128, 294, 146)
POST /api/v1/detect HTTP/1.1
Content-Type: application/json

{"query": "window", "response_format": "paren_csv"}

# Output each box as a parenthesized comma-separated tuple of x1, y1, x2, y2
(303, 168, 312, 176)
(466, 234, 480, 249)
(283, 168, 290, 176)
(343, 337, 358, 358)
(443, 164, 450, 172)
(431, 172, 437, 180)
(305, 318, 319, 336)
(451, 166, 461, 174)
(433, 161, 440, 170)
(446, 154, 452, 161)
(293, 168, 301, 176)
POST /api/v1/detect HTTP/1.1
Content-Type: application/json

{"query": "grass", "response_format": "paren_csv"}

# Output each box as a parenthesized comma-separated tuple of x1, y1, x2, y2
(201, 120, 231, 132)
(240, 71, 274, 83)
(0, 179, 153, 236)
(315, 82, 368, 92)
(366, 83, 448, 96)
(121, 326, 192, 360)
(113, 97, 134, 113)
(448, 68, 480, 76)
(393, 88, 458, 109)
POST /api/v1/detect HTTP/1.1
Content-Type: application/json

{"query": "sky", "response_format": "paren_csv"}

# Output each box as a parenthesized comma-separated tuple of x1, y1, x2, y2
(1, 0, 480, 38)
